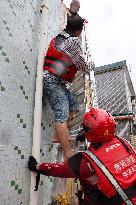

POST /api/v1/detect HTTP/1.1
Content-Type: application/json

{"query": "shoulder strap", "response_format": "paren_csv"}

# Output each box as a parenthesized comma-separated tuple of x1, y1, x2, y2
(68, 152, 84, 177)
(84, 150, 134, 205)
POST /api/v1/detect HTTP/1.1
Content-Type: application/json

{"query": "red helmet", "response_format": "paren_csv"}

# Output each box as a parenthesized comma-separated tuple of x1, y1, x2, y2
(82, 108, 116, 143)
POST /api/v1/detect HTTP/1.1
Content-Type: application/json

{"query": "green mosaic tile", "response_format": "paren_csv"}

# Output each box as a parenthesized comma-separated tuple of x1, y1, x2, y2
(49, 177, 53, 182)
(20, 86, 23, 90)
(14, 146, 18, 150)
(18, 189, 22, 194)
(20, 119, 23, 123)
(15, 184, 19, 190)
(20, 86, 28, 100)
(18, 150, 21, 154)
(11, 178, 23, 194)
(11, 180, 15, 186)
(11, 179, 23, 194)
(17, 114, 20, 118)
(14, 146, 25, 159)
(17, 114, 27, 128)
(5, 58, 9, 63)
(0, 46, 3, 50)
(2, 52, 6, 56)
(1, 86, 5, 91)
(21, 155, 24, 159)
(23, 124, 26, 128)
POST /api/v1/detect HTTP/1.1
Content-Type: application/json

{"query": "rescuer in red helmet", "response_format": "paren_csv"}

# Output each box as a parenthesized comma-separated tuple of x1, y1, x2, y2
(28, 108, 136, 205)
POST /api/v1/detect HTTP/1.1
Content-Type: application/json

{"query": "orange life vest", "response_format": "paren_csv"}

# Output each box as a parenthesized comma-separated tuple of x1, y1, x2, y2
(43, 37, 78, 83)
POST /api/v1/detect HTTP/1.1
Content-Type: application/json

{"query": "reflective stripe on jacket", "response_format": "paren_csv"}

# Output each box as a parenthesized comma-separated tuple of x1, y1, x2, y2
(82, 137, 136, 205)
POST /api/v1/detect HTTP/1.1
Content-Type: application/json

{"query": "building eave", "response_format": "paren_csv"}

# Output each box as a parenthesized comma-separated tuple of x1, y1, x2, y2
(94, 60, 126, 74)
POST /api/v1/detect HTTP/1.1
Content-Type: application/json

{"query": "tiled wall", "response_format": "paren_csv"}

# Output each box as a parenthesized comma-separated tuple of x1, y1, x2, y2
(95, 69, 131, 140)
(95, 69, 129, 114)
(0, 0, 67, 204)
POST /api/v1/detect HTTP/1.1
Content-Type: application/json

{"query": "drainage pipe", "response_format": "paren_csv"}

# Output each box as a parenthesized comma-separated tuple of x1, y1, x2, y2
(29, 1, 49, 205)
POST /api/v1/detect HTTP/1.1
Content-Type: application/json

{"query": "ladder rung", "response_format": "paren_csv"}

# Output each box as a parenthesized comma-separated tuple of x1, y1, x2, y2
(71, 79, 84, 95)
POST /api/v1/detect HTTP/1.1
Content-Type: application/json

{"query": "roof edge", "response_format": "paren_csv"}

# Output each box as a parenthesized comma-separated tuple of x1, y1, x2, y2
(94, 60, 126, 74)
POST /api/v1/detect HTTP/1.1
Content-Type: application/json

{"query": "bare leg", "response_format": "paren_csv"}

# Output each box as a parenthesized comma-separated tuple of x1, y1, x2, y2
(52, 111, 76, 143)
(67, 111, 76, 127)
(55, 121, 74, 159)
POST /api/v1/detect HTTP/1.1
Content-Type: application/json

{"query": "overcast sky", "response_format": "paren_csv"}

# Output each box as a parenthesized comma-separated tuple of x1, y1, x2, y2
(63, 0, 136, 92)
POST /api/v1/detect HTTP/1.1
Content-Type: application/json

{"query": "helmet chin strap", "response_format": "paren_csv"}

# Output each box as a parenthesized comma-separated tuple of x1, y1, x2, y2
(91, 143, 102, 150)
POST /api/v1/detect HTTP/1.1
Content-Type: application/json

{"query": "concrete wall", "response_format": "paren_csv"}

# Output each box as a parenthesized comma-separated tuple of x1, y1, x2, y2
(0, 0, 67, 204)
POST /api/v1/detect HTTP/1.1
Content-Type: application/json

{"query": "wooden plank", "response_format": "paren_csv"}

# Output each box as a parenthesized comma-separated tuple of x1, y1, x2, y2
(114, 115, 134, 120)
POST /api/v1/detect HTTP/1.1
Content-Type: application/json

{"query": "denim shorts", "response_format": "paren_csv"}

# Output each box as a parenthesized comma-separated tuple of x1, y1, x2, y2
(43, 73, 79, 122)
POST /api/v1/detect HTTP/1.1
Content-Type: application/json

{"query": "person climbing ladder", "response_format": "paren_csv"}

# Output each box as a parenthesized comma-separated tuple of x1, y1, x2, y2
(43, 0, 89, 159)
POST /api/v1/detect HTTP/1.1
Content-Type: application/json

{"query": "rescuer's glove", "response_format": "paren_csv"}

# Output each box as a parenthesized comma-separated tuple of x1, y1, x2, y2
(28, 156, 38, 172)
(28, 156, 47, 175)
(76, 129, 85, 142)
(28, 156, 47, 191)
